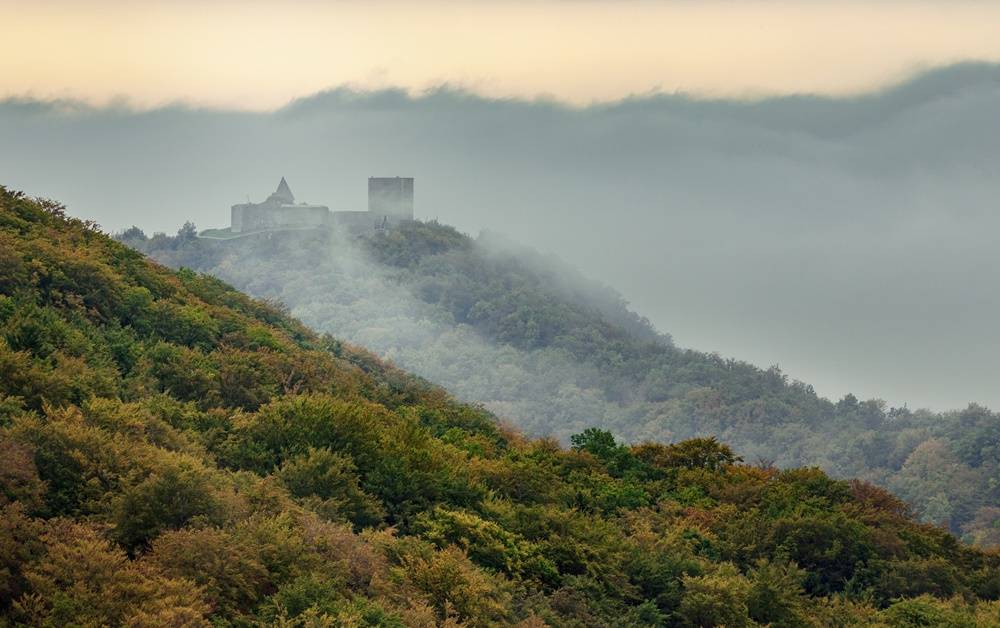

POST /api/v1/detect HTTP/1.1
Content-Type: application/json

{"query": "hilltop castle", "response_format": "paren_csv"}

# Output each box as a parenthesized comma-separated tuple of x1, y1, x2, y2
(230, 176, 414, 234)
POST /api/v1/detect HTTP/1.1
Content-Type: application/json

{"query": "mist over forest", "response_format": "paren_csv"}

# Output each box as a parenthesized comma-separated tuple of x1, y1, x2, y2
(3, 63, 1000, 412)
(123, 221, 1000, 546)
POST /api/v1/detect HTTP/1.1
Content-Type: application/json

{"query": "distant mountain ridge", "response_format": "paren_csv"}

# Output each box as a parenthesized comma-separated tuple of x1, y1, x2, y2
(124, 219, 1000, 548)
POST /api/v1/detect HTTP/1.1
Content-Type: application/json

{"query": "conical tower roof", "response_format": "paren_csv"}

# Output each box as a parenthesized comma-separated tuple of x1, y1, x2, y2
(269, 177, 295, 204)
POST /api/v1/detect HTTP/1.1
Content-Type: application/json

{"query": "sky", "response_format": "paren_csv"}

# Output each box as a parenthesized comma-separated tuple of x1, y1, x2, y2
(2, 1, 1000, 411)
(3, 1, 1000, 108)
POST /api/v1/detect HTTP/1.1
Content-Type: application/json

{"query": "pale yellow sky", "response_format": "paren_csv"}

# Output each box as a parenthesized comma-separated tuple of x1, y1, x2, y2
(2, 1, 1000, 109)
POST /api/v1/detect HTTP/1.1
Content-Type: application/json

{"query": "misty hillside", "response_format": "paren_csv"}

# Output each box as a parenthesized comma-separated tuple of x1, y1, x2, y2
(10, 187, 1000, 625)
(125, 220, 1000, 549)
(7, 63, 1000, 414)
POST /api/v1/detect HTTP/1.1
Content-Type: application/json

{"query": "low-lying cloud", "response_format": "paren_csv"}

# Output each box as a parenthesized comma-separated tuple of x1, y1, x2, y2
(2, 62, 999, 410)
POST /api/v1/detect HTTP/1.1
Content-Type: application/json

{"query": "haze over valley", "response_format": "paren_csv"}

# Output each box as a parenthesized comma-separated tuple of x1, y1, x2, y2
(4, 63, 1000, 410)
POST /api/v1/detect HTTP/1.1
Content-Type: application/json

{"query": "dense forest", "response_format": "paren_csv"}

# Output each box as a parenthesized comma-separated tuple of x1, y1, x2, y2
(124, 221, 1000, 550)
(2, 187, 999, 625)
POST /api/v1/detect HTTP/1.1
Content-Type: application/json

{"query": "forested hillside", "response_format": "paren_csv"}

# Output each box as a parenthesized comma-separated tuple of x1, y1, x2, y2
(125, 221, 1000, 549)
(4, 188, 1000, 625)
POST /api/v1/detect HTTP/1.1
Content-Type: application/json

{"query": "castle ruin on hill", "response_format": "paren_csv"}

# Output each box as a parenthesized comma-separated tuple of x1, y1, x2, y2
(230, 176, 414, 234)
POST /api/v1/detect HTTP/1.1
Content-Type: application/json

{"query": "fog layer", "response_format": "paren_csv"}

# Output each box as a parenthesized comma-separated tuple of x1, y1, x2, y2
(2, 62, 999, 409)
(125, 222, 1000, 541)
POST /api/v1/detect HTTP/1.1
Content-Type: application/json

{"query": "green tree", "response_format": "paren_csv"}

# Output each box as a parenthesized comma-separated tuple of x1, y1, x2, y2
(277, 448, 385, 529)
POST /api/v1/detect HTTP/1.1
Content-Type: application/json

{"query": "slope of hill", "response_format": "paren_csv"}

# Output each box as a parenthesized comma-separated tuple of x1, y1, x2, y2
(124, 221, 1000, 549)
(4, 188, 1000, 624)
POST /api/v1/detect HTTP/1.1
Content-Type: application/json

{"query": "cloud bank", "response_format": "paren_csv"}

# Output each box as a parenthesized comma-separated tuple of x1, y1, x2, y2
(1, 62, 999, 410)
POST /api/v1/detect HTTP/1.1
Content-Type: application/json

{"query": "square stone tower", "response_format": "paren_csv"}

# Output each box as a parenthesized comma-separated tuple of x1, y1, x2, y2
(368, 177, 414, 220)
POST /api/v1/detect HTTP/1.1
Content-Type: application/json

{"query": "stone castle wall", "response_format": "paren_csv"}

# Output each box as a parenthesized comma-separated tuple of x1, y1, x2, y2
(230, 177, 414, 234)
